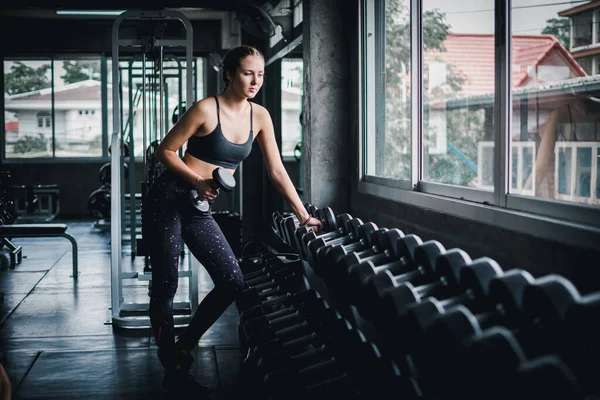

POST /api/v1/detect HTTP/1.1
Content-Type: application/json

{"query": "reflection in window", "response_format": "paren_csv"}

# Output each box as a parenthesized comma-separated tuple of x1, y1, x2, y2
(512, 0, 600, 206)
(557, 146, 573, 196)
(4, 59, 52, 158)
(576, 147, 592, 198)
(281, 59, 303, 157)
(3, 57, 105, 158)
(54, 57, 102, 157)
(556, 143, 599, 204)
(477, 142, 494, 189)
(422, 0, 495, 189)
(510, 142, 536, 196)
(365, 0, 411, 181)
(572, 12, 593, 48)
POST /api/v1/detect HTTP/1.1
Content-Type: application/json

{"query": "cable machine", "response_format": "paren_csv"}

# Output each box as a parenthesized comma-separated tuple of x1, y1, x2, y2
(109, 10, 196, 328)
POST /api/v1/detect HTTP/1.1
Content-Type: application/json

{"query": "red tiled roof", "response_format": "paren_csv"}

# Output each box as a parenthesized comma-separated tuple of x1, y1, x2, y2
(5, 121, 18, 131)
(9, 80, 111, 101)
(425, 33, 586, 96)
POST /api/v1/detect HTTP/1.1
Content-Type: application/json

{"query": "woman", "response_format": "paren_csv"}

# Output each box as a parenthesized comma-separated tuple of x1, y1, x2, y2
(141, 45, 322, 395)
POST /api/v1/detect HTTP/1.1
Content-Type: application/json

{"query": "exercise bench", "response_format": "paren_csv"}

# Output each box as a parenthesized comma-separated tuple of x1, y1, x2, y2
(0, 223, 79, 278)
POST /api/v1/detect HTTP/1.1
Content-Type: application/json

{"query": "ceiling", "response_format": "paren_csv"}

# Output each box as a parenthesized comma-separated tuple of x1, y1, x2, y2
(0, 0, 246, 15)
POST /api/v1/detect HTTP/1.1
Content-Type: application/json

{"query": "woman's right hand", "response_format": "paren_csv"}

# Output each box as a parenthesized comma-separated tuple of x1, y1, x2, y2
(196, 178, 219, 201)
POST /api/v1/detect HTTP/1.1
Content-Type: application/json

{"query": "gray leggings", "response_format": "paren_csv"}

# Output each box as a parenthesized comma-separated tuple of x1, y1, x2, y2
(141, 169, 245, 355)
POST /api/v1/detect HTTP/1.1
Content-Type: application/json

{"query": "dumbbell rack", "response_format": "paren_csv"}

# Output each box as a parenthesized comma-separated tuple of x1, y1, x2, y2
(234, 206, 417, 399)
(271, 205, 599, 399)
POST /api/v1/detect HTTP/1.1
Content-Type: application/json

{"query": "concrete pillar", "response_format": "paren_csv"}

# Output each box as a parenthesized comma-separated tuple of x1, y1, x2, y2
(302, 0, 351, 213)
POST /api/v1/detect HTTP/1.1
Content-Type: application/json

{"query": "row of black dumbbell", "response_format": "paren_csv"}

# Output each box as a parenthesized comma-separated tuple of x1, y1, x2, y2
(271, 204, 338, 251)
(236, 252, 312, 323)
(238, 287, 419, 399)
(236, 248, 416, 398)
(276, 210, 600, 399)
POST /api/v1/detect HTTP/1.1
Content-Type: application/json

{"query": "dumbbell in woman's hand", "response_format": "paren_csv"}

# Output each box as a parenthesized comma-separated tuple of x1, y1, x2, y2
(190, 167, 236, 212)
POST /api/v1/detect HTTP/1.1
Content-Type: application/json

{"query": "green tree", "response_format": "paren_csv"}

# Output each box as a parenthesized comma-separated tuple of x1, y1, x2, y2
(61, 60, 101, 84)
(382, 1, 468, 182)
(542, 17, 570, 49)
(4, 61, 51, 95)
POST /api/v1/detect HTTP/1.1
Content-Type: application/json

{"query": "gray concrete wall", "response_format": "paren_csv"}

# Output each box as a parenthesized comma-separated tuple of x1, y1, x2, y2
(302, 0, 351, 214)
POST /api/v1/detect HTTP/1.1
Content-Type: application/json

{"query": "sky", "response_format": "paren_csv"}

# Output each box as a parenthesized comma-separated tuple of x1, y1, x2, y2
(424, 0, 584, 35)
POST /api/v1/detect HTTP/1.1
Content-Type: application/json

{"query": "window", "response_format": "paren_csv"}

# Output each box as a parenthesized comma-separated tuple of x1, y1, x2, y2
(555, 143, 599, 205)
(281, 59, 303, 158)
(573, 11, 593, 48)
(37, 112, 52, 129)
(3, 57, 103, 159)
(107, 56, 201, 158)
(4, 59, 52, 158)
(510, 0, 600, 210)
(364, 0, 411, 181)
(360, 0, 600, 241)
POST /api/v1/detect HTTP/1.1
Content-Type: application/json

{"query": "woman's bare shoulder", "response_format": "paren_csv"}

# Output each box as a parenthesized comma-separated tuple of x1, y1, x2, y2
(190, 96, 217, 115)
(250, 101, 272, 120)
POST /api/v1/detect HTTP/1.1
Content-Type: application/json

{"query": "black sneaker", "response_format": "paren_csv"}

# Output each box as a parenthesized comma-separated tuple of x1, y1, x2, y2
(162, 369, 210, 398)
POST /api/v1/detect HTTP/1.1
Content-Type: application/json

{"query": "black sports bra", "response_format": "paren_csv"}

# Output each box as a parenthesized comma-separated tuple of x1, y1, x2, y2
(185, 96, 253, 169)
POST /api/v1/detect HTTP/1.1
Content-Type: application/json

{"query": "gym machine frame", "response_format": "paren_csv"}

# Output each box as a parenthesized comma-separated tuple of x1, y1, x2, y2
(110, 10, 196, 328)
(118, 55, 186, 250)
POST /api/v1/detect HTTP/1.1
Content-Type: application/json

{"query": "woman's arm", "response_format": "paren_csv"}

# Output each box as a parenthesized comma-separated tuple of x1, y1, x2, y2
(156, 99, 208, 187)
(256, 106, 322, 229)
(0, 362, 10, 400)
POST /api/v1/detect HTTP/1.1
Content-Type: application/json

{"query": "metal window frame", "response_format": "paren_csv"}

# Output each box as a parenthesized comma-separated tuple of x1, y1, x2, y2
(358, 0, 600, 249)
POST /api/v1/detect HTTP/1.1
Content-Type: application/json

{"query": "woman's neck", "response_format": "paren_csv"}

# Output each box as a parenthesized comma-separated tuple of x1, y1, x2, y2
(219, 89, 248, 113)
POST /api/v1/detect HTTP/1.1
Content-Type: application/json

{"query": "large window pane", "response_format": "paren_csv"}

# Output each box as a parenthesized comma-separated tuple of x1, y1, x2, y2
(281, 59, 303, 158)
(53, 57, 102, 157)
(512, 1, 600, 206)
(422, 1, 495, 189)
(4, 59, 53, 158)
(573, 11, 593, 48)
(106, 56, 198, 159)
(365, 0, 411, 180)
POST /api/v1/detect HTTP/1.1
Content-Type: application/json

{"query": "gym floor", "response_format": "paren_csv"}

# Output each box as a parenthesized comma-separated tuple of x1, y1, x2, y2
(0, 219, 246, 399)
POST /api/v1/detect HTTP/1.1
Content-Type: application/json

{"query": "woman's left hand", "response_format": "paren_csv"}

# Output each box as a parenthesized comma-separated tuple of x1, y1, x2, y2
(305, 217, 323, 232)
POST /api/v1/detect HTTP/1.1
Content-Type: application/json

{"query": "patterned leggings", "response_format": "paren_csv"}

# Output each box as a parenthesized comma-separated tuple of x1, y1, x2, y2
(141, 169, 245, 357)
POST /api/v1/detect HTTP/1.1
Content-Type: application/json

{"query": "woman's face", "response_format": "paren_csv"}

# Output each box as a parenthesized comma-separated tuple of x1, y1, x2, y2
(227, 55, 264, 99)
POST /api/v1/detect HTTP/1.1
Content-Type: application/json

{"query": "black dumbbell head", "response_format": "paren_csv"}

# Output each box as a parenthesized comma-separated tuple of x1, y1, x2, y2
(458, 257, 503, 303)
(487, 268, 535, 328)
(522, 274, 581, 326)
(214, 167, 236, 191)
(319, 207, 338, 231)
(434, 248, 472, 289)
(396, 234, 423, 268)
(413, 240, 446, 278)
(381, 228, 404, 255)
(458, 327, 527, 399)
(517, 354, 582, 400)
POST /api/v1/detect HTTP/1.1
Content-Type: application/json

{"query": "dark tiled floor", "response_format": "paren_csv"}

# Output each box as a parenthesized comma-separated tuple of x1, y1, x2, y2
(0, 219, 246, 400)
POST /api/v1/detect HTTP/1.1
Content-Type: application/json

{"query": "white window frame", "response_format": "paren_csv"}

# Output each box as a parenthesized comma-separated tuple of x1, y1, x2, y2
(358, 0, 600, 250)
(555, 142, 599, 205)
